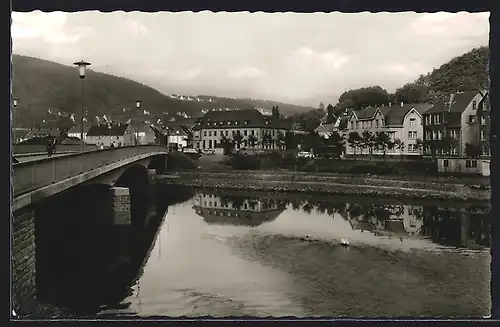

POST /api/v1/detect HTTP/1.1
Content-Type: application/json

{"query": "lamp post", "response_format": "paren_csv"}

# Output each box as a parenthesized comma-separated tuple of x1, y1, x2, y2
(73, 60, 91, 153)
(134, 100, 142, 145)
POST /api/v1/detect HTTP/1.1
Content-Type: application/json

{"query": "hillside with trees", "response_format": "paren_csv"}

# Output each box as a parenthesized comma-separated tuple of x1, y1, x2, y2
(11, 55, 316, 128)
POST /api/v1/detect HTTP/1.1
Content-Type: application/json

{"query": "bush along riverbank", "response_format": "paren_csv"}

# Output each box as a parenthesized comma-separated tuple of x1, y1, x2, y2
(157, 171, 490, 202)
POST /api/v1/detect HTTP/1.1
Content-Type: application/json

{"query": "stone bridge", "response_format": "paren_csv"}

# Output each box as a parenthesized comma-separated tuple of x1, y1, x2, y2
(11, 145, 169, 316)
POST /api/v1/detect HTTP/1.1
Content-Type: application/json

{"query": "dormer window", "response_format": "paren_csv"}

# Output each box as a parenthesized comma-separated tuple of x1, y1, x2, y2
(244, 120, 249, 125)
(472, 101, 477, 110)
(228, 121, 231, 125)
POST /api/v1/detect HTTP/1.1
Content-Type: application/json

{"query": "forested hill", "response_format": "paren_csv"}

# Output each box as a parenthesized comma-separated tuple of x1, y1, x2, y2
(331, 46, 489, 115)
(11, 55, 316, 128)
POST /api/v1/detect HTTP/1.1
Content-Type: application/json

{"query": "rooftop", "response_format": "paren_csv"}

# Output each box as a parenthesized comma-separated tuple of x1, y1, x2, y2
(86, 123, 129, 137)
(193, 108, 290, 130)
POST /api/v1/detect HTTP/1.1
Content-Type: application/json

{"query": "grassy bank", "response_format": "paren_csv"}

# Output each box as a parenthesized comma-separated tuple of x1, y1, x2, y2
(158, 171, 490, 202)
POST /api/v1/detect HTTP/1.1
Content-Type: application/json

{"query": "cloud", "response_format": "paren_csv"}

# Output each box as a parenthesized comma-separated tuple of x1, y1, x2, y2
(173, 68, 202, 81)
(11, 11, 80, 44)
(123, 18, 149, 37)
(410, 12, 489, 38)
(290, 47, 352, 72)
(228, 66, 267, 79)
(381, 62, 429, 76)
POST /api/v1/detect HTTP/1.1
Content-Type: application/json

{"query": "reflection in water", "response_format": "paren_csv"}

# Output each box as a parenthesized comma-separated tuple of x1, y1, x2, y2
(193, 192, 287, 227)
(39, 187, 490, 318)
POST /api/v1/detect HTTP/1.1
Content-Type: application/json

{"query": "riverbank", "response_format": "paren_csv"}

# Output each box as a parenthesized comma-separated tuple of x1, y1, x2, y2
(157, 171, 490, 202)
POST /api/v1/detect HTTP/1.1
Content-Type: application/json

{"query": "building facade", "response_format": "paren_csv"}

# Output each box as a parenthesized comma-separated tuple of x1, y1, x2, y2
(345, 103, 432, 156)
(85, 123, 135, 147)
(191, 108, 290, 151)
(67, 125, 90, 141)
(422, 91, 489, 175)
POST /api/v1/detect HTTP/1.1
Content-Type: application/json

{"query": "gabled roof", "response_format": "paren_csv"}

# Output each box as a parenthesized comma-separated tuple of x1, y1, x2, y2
(315, 123, 336, 134)
(355, 106, 379, 120)
(192, 108, 289, 130)
(86, 123, 130, 137)
(384, 103, 433, 126)
(423, 91, 482, 115)
(68, 125, 90, 134)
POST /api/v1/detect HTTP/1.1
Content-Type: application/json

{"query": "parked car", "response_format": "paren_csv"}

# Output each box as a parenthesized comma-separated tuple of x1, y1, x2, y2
(202, 148, 215, 155)
(182, 148, 198, 154)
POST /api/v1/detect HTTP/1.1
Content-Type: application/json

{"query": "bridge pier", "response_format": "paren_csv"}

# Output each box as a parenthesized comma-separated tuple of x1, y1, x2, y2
(110, 187, 132, 225)
(147, 169, 156, 184)
(11, 207, 37, 315)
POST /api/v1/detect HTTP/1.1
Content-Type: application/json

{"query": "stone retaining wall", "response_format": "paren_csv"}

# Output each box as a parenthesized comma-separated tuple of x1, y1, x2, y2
(12, 207, 36, 314)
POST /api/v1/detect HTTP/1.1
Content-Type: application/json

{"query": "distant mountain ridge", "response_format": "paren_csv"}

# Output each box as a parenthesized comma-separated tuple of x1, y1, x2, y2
(11, 54, 316, 128)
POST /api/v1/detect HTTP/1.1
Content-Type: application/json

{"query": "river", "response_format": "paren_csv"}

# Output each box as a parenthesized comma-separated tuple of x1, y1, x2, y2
(38, 187, 491, 318)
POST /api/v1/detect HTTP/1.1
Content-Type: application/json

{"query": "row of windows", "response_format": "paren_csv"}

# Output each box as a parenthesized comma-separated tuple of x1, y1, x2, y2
(199, 120, 273, 127)
(425, 146, 458, 155)
(350, 119, 385, 130)
(202, 129, 279, 138)
(442, 159, 478, 168)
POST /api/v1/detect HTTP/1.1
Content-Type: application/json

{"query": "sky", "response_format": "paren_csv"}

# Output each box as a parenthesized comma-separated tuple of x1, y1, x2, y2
(11, 11, 490, 106)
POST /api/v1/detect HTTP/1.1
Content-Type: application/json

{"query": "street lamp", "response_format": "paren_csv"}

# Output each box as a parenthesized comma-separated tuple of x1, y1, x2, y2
(73, 60, 91, 153)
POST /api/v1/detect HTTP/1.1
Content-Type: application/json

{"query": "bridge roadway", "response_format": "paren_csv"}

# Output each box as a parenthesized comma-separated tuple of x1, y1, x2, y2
(11, 145, 169, 212)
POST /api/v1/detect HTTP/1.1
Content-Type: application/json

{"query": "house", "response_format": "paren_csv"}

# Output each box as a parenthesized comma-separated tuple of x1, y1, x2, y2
(422, 91, 489, 175)
(22, 128, 60, 140)
(191, 108, 290, 150)
(12, 128, 31, 144)
(166, 126, 189, 149)
(315, 123, 337, 139)
(128, 122, 157, 145)
(67, 125, 90, 141)
(85, 123, 135, 147)
(345, 102, 432, 156)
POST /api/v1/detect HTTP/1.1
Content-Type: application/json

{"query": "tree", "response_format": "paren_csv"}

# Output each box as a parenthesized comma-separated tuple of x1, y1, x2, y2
(361, 130, 375, 160)
(233, 130, 244, 149)
(440, 136, 454, 155)
(337, 86, 391, 111)
(319, 102, 325, 110)
(247, 133, 258, 152)
(276, 131, 287, 150)
(394, 138, 405, 160)
(465, 143, 481, 158)
(374, 131, 391, 160)
(415, 138, 424, 155)
(285, 131, 296, 150)
(326, 104, 336, 124)
(348, 131, 362, 158)
(220, 135, 234, 154)
(326, 131, 345, 156)
(261, 132, 273, 149)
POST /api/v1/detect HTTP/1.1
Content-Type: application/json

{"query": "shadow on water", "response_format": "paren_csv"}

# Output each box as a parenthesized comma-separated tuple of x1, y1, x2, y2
(34, 184, 195, 318)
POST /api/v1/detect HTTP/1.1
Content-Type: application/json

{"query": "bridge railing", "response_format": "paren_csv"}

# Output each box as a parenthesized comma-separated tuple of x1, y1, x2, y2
(12, 145, 168, 197)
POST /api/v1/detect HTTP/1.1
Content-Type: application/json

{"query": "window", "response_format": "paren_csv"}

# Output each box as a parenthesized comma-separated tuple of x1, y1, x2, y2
(450, 129, 458, 139)
(425, 131, 431, 140)
(225, 131, 229, 136)
(482, 145, 490, 156)
(252, 130, 255, 136)
(375, 120, 379, 128)
(355, 121, 359, 129)
(466, 160, 477, 168)
(209, 131, 212, 137)
(408, 144, 414, 152)
(432, 130, 437, 140)
(425, 115, 431, 125)
(443, 159, 449, 168)
(481, 116, 486, 125)
(409, 118, 416, 127)
(214, 131, 217, 137)
(204, 131, 207, 137)
(232, 131, 235, 136)
(203, 140, 206, 148)
(468, 115, 475, 124)
(437, 130, 442, 140)
(408, 131, 417, 140)
(208, 140, 212, 148)
(244, 130, 248, 136)
(451, 145, 457, 155)
(472, 101, 477, 110)
(433, 115, 441, 124)
(214, 201, 218, 207)
(381, 119, 385, 127)
(481, 130, 486, 141)
(214, 140, 217, 148)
